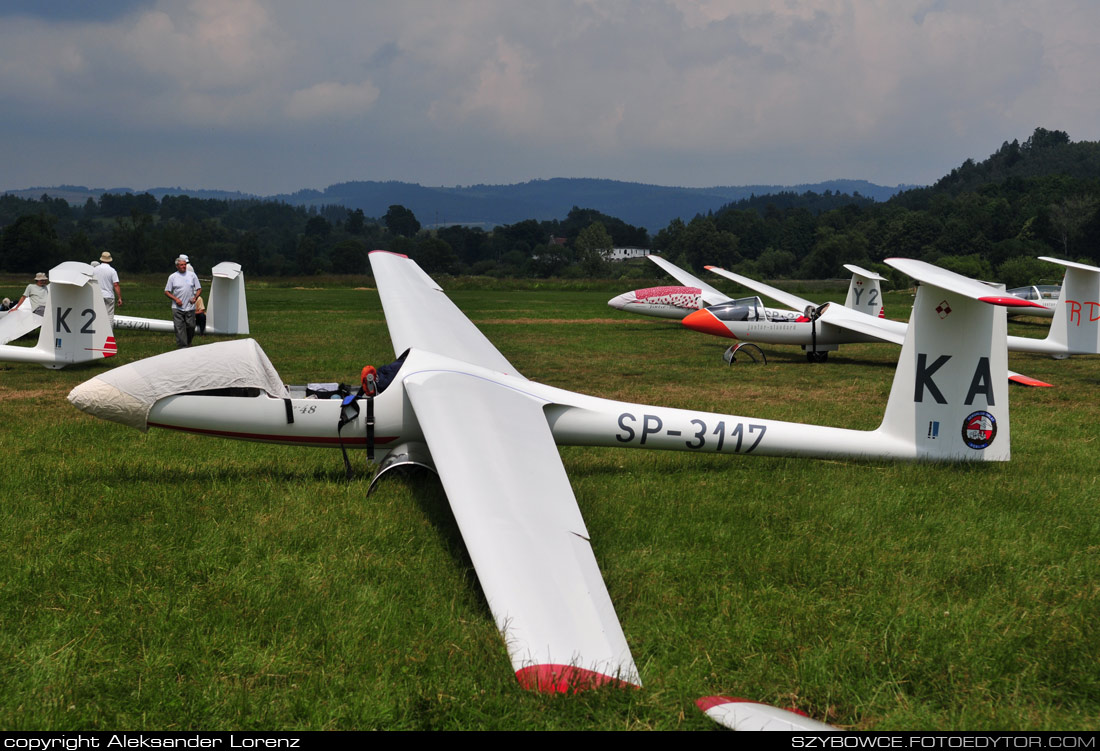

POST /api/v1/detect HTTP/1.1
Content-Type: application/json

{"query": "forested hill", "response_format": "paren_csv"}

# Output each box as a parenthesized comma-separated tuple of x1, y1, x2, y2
(2, 127, 1098, 287)
(4, 179, 911, 234)
(271, 178, 909, 232)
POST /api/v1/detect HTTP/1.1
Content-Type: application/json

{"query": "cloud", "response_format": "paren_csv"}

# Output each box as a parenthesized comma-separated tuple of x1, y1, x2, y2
(1, 0, 1100, 193)
(285, 80, 381, 121)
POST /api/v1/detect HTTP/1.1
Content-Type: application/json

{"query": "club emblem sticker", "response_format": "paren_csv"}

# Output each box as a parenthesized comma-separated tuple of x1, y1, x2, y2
(962, 411, 997, 450)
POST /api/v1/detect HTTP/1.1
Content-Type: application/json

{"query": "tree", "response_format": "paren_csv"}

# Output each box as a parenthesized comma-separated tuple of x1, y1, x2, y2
(1048, 195, 1099, 255)
(384, 205, 421, 238)
(574, 222, 614, 275)
(0, 214, 62, 272)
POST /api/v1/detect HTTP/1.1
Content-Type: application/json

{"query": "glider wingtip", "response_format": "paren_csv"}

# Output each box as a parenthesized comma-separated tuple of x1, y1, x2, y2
(1010, 374, 1054, 388)
(978, 295, 1047, 309)
(368, 249, 409, 259)
(515, 664, 639, 693)
(697, 695, 743, 711)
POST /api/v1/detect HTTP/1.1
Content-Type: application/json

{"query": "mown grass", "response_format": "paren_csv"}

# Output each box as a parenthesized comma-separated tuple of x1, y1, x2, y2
(0, 279, 1097, 730)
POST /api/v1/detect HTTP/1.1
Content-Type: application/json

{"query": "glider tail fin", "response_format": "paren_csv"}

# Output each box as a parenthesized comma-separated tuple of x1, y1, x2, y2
(206, 262, 249, 335)
(876, 259, 1010, 461)
(1039, 256, 1100, 355)
(842, 264, 887, 318)
(35, 262, 117, 369)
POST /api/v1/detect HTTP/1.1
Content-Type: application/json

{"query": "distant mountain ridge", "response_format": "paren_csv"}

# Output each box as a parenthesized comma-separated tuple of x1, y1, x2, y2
(5, 178, 916, 232)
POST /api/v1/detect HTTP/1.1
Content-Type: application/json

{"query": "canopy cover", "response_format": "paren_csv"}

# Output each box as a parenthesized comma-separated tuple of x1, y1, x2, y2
(68, 338, 288, 431)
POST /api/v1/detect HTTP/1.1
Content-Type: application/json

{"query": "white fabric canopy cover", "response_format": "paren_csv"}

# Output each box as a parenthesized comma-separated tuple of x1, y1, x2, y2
(68, 338, 289, 431)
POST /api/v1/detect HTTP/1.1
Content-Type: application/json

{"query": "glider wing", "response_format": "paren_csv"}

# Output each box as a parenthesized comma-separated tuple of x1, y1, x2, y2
(647, 255, 731, 306)
(369, 250, 523, 378)
(402, 368, 640, 691)
(705, 265, 817, 313)
(0, 306, 42, 345)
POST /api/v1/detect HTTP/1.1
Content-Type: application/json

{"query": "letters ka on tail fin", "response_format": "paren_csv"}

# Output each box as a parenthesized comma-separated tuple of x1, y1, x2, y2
(877, 258, 1010, 462)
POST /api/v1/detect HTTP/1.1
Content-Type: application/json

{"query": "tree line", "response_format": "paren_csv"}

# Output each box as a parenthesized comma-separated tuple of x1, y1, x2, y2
(2, 128, 1098, 288)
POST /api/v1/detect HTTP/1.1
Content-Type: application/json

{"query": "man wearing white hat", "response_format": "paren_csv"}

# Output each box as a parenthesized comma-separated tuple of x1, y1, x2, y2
(13, 272, 49, 315)
(92, 251, 122, 325)
(164, 256, 202, 347)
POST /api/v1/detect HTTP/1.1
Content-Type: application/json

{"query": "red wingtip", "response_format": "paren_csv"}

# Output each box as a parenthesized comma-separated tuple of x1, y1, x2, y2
(696, 695, 743, 711)
(682, 309, 738, 339)
(515, 664, 637, 694)
(980, 295, 1047, 309)
(1009, 374, 1054, 388)
(696, 696, 813, 717)
(368, 249, 409, 258)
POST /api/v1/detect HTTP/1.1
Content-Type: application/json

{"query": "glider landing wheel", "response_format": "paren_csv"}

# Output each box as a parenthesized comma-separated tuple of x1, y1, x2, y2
(806, 351, 828, 363)
(723, 343, 767, 366)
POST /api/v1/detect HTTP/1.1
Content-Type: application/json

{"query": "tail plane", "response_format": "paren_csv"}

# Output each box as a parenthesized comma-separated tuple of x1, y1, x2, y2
(877, 258, 1010, 461)
(0, 262, 116, 369)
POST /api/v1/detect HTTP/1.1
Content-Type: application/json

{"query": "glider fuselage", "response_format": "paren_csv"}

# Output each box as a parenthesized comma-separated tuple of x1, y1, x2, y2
(142, 346, 995, 464)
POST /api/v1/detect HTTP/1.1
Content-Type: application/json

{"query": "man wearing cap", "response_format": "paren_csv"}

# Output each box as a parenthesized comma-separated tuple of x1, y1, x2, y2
(164, 257, 202, 348)
(13, 272, 50, 315)
(92, 251, 122, 325)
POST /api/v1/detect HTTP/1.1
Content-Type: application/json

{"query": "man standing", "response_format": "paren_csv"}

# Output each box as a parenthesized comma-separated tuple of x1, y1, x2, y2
(92, 251, 122, 325)
(14, 272, 49, 314)
(164, 257, 202, 348)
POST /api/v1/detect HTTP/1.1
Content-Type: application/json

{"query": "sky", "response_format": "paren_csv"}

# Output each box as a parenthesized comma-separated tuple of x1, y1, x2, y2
(1, 0, 1098, 196)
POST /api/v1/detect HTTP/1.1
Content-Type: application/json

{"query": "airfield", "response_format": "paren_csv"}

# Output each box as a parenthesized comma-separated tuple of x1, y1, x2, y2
(0, 273, 1096, 730)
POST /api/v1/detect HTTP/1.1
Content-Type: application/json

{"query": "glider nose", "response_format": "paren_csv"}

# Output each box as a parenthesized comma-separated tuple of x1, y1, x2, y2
(682, 309, 738, 339)
(607, 292, 635, 311)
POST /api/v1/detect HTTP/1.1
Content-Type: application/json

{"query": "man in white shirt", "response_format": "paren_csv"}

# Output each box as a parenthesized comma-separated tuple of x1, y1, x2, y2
(164, 257, 202, 347)
(92, 251, 122, 325)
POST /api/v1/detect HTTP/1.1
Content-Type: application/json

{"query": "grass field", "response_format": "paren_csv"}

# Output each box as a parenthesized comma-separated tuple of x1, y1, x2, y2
(0, 273, 1097, 730)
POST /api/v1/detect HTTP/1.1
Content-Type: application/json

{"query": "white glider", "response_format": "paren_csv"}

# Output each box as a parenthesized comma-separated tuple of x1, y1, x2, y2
(113, 261, 249, 335)
(0, 262, 117, 368)
(607, 255, 885, 327)
(70, 252, 1017, 693)
(694, 257, 1099, 368)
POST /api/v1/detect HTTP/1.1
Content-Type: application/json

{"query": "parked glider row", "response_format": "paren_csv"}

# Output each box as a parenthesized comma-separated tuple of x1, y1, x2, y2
(0, 261, 249, 368)
(609, 254, 1100, 385)
(65, 250, 1069, 733)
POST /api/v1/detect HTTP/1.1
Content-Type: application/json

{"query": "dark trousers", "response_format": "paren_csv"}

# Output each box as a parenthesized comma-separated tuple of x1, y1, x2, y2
(173, 308, 196, 348)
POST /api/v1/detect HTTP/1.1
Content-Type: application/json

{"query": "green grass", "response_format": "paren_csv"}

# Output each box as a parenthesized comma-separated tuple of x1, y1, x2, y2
(0, 281, 1097, 730)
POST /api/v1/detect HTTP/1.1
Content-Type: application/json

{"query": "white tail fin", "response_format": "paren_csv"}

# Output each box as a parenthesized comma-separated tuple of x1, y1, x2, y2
(0, 262, 117, 368)
(877, 258, 1010, 461)
(1038, 256, 1100, 356)
(205, 262, 249, 335)
(843, 263, 886, 318)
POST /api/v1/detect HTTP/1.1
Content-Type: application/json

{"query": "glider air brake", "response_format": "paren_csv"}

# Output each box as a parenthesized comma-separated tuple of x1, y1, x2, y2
(113, 261, 249, 335)
(690, 257, 1100, 367)
(0, 262, 116, 368)
(70, 252, 1014, 696)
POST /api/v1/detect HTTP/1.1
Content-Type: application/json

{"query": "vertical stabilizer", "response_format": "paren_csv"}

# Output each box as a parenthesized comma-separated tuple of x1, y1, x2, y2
(843, 264, 886, 318)
(0, 262, 117, 368)
(205, 262, 249, 335)
(877, 259, 1010, 461)
(1038, 257, 1100, 356)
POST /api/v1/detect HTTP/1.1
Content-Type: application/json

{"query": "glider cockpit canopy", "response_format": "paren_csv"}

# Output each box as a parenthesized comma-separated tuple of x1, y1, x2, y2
(68, 338, 288, 431)
(704, 296, 800, 323)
